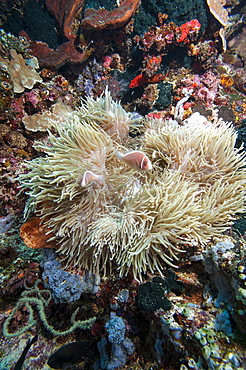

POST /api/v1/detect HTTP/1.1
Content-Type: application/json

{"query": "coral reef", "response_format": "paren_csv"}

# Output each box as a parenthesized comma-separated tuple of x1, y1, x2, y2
(1, 1, 246, 368)
(105, 312, 135, 370)
(0, 214, 14, 234)
(206, 0, 229, 51)
(17, 0, 88, 67)
(228, 26, 246, 63)
(206, 0, 228, 27)
(75, 59, 128, 99)
(22, 110, 55, 132)
(134, 0, 207, 36)
(0, 132, 30, 216)
(20, 0, 141, 67)
(0, 64, 13, 119)
(139, 18, 202, 62)
(24, 34, 93, 67)
(94, 312, 135, 370)
(0, 29, 31, 59)
(174, 71, 224, 108)
(137, 272, 184, 312)
(75, 58, 104, 96)
(82, 0, 141, 30)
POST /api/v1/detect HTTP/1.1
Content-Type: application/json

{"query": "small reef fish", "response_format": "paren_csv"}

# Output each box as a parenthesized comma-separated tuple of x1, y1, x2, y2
(14, 334, 38, 370)
(47, 341, 97, 369)
(81, 170, 104, 187)
(129, 73, 166, 88)
(116, 150, 152, 171)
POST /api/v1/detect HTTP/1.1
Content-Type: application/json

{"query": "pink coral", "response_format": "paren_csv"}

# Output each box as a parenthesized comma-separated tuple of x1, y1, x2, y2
(180, 71, 220, 107)
(141, 19, 201, 54)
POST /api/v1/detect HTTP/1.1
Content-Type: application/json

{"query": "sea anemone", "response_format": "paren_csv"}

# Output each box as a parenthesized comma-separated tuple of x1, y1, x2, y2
(19, 94, 246, 280)
(75, 87, 142, 142)
(20, 117, 137, 236)
(143, 117, 246, 183)
(142, 117, 246, 241)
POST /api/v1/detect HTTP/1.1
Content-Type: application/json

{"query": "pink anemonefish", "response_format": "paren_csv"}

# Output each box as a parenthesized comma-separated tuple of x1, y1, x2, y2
(116, 150, 152, 171)
(81, 170, 104, 187)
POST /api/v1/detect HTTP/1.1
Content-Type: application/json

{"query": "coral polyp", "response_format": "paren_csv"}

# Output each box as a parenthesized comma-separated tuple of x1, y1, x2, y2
(19, 92, 246, 280)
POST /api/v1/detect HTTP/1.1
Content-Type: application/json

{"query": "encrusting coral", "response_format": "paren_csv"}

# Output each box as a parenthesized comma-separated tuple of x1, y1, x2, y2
(22, 111, 56, 132)
(19, 91, 246, 280)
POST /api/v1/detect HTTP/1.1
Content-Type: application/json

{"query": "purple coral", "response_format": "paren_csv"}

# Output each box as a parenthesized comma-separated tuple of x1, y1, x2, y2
(75, 59, 127, 99)
(76, 59, 104, 96)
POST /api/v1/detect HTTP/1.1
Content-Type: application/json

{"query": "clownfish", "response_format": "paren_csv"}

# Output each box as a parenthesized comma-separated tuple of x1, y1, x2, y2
(81, 170, 104, 187)
(116, 150, 152, 171)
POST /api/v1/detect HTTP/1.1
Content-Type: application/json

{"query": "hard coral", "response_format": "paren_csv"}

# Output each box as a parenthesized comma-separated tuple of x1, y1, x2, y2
(228, 27, 246, 63)
(19, 93, 246, 280)
(22, 111, 55, 132)
(76, 59, 128, 99)
(188, 40, 218, 69)
(81, 0, 141, 30)
(0, 49, 42, 93)
(206, 0, 228, 51)
(0, 29, 31, 59)
(176, 19, 201, 43)
(141, 19, 201, 54)
(0, 64, 14, 119)
(178, 71, 220, 107)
